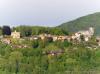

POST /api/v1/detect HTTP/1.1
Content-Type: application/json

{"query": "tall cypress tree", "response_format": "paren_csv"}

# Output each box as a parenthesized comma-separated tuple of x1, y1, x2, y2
(2, 26, 11, 35)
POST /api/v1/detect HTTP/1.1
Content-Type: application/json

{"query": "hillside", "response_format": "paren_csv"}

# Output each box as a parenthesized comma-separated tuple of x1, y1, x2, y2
(59, 12, 100, 35)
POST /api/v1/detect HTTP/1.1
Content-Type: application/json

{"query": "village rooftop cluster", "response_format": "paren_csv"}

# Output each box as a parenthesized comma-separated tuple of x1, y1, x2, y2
(1, 27, 100, 47)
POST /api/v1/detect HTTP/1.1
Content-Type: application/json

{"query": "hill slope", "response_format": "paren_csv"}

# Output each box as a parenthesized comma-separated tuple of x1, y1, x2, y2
(59, 12, 100, 35)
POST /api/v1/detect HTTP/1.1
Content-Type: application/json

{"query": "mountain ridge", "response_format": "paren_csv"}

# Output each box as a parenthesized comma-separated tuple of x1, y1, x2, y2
(59, 12, 100, 35)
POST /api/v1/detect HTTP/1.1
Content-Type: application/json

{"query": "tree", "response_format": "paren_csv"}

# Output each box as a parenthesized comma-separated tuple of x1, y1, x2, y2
(39, 40, 46, 48)
(80, 34, 85, 41)
(2, 26, 11, 35)
(15, 26, 32, 37)
(0, 27, 2, 36)
(50, 27, 66, 35)
(32, 40, 39, 48)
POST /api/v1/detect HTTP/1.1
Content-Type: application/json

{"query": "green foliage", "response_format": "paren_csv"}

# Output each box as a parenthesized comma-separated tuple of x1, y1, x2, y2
(0, 29, 2, 36)
(13, 26, 68, 37)
(50, 27, 68, 35)
(54, 40, 72, 49)
(59, 12, 100, 35)
(32, 40, 39, 48)
(0, 34, 99, 74)
(39, 40, 47, 48)
(44, 44, 59, 51)
(14, 26, 32, 37)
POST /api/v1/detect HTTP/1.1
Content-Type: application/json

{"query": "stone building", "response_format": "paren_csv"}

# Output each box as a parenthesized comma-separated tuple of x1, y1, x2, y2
(1, 38, 11, 44)
(11, 30, 20, 39)
(39, 34, 47, 40)
(72, 27, 94, 42)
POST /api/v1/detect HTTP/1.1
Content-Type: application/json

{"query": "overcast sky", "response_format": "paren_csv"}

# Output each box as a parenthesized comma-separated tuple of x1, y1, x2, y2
(0, 0, 100, 27)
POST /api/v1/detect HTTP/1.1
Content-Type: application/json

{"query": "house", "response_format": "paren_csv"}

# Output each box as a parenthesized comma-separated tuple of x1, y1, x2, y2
(52, 35, 70, 42)
(57, 36, 66, 41)
(72, 27, 94, 42)
(1, 38, 11, 44)
(78, 27, 94, 41)
(29, 36, 40, 40)
(71, 33, 81, 42)
(52, 36, 58, 41)
(39, 34, 47, 40)
(66, 36, 72, 42)
(39, 34, 53, 40)
(11, 30, 20, 39)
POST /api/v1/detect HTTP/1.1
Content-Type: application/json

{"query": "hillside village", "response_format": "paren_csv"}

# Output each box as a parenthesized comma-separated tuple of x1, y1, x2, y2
(0, 13, 100, 74)
(1, 0, 100, 73)
(0, 26, 100, 74)
(16, 27, 94, 42)
(1, 27, 100, 48)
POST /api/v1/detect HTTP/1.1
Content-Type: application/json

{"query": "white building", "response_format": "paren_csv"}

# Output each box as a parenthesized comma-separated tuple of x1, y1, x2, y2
(72, 27, 94, 42)
(78, 27, 94, 38)
(11, 30, 20, 39)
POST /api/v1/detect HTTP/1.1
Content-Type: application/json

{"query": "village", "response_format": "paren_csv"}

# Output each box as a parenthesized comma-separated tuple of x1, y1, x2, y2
(1, 27, 100, 49)
(1, 0, 100, 73)
(0, 27, 99, 74)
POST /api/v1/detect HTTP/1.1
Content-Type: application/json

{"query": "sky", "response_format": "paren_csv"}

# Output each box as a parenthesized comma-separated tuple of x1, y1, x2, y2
(0, 0, 100, 27)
